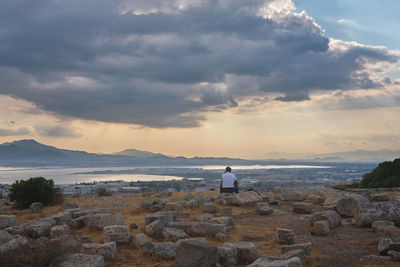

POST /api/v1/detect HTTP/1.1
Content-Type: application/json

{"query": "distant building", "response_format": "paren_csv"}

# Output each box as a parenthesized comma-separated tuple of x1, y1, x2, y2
(118, 187, 143, 193)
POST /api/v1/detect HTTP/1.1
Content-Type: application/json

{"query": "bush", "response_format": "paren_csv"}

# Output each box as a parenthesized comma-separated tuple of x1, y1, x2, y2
(97, 187, 112, 196)
(360, 158, 400, 188)
(9, 177, 62, 208)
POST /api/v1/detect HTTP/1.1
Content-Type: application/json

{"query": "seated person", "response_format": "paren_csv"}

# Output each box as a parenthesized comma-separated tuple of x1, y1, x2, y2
(220, 166, 238, 193)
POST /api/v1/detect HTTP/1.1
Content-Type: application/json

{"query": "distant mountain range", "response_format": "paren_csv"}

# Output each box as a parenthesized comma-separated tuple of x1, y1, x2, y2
(0, 139, 398, 167)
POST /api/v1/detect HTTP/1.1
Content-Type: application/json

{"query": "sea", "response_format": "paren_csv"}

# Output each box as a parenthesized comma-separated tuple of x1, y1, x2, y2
(0, 165, 330, 184)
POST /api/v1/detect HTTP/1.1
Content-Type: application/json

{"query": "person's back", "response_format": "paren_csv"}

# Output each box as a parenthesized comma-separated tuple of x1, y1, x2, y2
(221, 166, 238, 193)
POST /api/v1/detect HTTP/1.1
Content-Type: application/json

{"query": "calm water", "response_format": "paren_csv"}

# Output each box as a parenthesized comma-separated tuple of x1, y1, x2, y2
(0, 165, 329, 184)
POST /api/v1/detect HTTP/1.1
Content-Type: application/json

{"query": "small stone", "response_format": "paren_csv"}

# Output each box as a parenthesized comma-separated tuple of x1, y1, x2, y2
(30, 202, 44, 213)
(277, 228, 294, 245)
(215, 232, 226, 242)
(312, 221, 330, 236)
(372, 221, 395, 233)
(130, 222, 138, 229)
(378, 237, 400, 255)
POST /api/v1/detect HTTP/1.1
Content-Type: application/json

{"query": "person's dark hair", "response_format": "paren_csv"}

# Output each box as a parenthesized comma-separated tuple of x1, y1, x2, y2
(225, 166, 231, 172)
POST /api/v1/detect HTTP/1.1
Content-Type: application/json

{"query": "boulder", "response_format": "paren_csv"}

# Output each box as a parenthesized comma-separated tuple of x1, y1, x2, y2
(165, 202, 182, 212)
(82, 242, 117, 260)
(372, 221, 395, 232)
(218, 245, 238, 267)
(279, 192, 305, 202)
(388, 250, 400, 261)
(277, 229, 294, 245)
(355, 202, 400, 227)
(145, 211, 177, 226)
(221, 208, 232, 217)
(167, 222, 195, 234)
(162, 228, 188, 242)
(132, 233, 152, 252)
(292, 203, 313, 214)
(370, 194, 391, 202)
(62, 202, 78, 210)
(191, 222, 227, 236)
(257, 202, 273, 215)
(72, 215, 93, 229)
(30, 202, 44, 213)
(306, 194, 325, 204)
(88, 214, 124, 230)
(281, 249, 306, 265)
(199, 213, 214, 222)
(53, 253, 104, 267)
(0, 230, 14, 245)
(0, 215, 16, 229)
(378, 237, 400, 255)
(311, 210, 342, 228)
(176, 238, 219, 267)
(281, 242, 312, 256)
(145, 220, 164, 239)
(0, 235, 30, 254)
(211, 217, 234, 227)
(31, 222, 51, 238)
(336, 193, 368, 217)
(103, 225, 130, 244)
(50, 224, 70, 238)
(311, 221, 330, 236)
(51, 212, 72, 224)
(151, 242, 177, 259)
(235, 191, 263, 206)
(247, 256, 302, 267)
(224, 242, 258, 264)
(203, 203, 220, 213)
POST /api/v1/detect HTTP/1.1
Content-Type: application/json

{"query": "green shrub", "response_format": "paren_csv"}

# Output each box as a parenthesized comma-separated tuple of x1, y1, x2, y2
(97, 187, 112, 196)
(360, 158, 400, 188)
(9, 177, 62, 208)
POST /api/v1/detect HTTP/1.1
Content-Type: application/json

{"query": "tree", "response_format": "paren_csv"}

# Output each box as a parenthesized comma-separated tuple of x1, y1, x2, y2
(360, 158, 400, 188)
(9, 177, 62, 208)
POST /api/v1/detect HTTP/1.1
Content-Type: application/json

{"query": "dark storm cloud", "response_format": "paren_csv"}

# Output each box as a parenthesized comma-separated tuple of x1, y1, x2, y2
(34, 125, 82, 138)
(0, 0, 398, 127)
(0, 127, 31, 136)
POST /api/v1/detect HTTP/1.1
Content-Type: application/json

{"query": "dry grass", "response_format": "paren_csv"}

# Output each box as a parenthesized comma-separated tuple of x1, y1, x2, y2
(1, 190, 395, 267)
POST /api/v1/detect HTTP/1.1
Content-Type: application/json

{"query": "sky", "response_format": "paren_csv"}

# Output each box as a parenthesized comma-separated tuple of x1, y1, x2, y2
(0, 0, 399, 159)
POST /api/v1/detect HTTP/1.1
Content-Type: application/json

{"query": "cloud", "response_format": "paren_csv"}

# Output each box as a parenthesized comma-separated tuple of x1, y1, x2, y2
(0, 0, 398, 128)
(0, 127, 31, 136)
(34, 125, 82, 138)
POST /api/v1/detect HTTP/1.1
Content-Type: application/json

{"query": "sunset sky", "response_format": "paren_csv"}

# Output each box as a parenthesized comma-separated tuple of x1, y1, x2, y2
(0, 0, 399, 158)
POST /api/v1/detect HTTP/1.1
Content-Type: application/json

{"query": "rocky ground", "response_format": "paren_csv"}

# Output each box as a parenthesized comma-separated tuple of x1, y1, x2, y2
(1, 188, 400, 266)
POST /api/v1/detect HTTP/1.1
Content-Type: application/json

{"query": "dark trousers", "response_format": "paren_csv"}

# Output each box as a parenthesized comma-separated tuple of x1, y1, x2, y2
(220, 183, 239, 194)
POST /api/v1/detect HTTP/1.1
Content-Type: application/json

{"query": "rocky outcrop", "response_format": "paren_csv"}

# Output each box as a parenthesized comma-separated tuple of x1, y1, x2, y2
(336, 193, 368, 217)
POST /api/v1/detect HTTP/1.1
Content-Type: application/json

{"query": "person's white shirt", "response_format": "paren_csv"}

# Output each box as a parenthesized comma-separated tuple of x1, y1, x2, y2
(222, 172, 236, 188)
